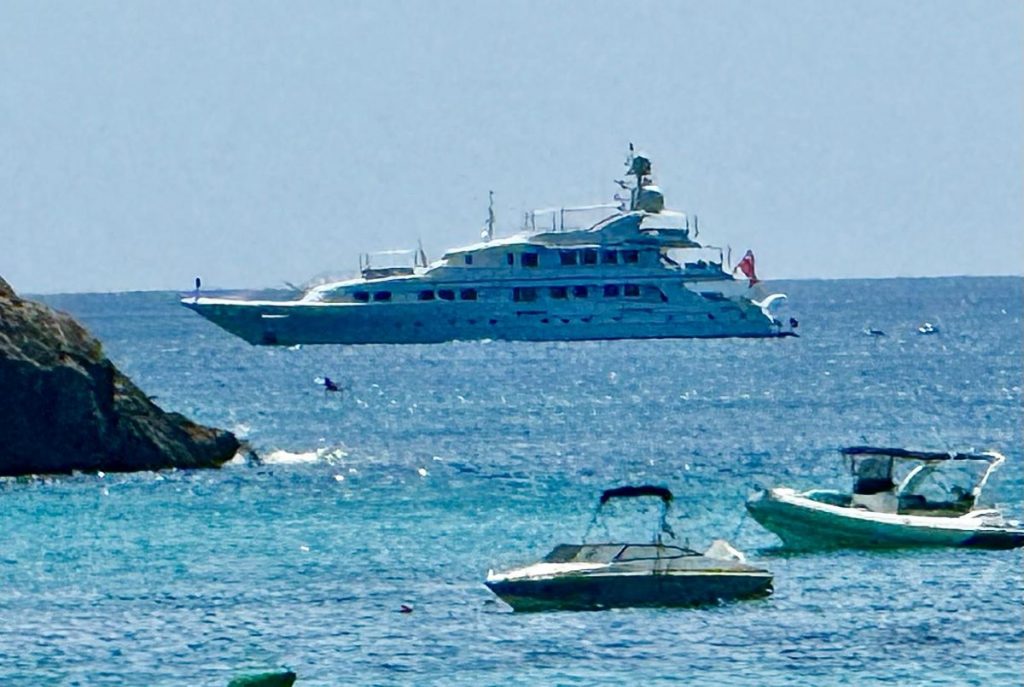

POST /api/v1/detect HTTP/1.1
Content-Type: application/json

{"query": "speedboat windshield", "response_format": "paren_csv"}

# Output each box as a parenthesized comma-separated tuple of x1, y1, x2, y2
(840, 446, 1006, 515)
(897, 461, 995, 511)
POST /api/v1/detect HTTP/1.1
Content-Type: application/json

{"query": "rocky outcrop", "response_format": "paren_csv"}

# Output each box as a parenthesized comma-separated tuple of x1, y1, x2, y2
(0, 275, 240, 476)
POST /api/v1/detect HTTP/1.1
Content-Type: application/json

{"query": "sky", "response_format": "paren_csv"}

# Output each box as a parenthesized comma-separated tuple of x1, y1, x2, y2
(1, 0, 1021, 293)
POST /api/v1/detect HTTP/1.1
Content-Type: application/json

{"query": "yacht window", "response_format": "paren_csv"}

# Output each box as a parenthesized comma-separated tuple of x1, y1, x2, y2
(506, 253, 514, 265)
(559, 250, 577, 266)
(582, 249, 598, 265)
(373, 291, 392, 302)
(603, 284, 620, 297)
(624, 284, 640, 297)
(464, 255, 473, 265)
(460, 289, 478, 301)
(513, 287, 537, 302)
(622, 249, 639, 264)
(549, 286, 568, 299)
(522, 252, 539, 267)
(417, 290, 435, 301)
(601, 250, 618, 264)
(572, 285, 589, 298)
(353, 291, 370, 303)
(438, 289, 456, 301)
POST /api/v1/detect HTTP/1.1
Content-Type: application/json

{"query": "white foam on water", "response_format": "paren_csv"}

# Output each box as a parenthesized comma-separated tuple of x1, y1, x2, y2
(260, 447, 351, 465)
(225, 452, 249, 467)
(263, 449, 321, 465)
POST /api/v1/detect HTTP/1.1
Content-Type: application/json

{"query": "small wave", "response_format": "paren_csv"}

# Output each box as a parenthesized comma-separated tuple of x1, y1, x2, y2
(260, 447, 350, 465)
(263, 449, 321, 465)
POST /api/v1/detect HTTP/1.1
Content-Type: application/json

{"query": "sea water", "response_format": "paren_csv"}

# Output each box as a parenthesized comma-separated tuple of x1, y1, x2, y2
(2, 277, 1021, 686)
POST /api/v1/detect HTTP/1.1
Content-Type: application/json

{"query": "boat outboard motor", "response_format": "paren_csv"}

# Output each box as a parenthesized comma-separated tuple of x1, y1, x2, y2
(704, 539, 746, 563)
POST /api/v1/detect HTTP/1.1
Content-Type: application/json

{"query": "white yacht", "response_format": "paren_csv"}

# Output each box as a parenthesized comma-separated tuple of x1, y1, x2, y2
(183, 148, 795, 345)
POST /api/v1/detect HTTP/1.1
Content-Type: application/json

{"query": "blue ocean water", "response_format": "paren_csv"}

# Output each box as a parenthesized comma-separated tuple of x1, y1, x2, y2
(2, 277, 1021, 686)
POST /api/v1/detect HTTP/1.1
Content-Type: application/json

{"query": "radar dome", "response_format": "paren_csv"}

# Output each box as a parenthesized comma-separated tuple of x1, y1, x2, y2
(628, 154, 653, 177)
(636, 186, 665, 213)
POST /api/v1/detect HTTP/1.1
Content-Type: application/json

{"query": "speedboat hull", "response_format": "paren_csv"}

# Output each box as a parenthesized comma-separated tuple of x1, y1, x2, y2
(486, 569, 773, 612)
(486, 542, 773, 612)
(746, 488, 1024, 550)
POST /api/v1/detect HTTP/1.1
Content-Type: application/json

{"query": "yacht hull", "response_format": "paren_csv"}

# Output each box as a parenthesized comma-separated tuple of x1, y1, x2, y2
(182, 299, 788, 345)
(746, 489, 1024, 550)
(485, 570, 773, 612)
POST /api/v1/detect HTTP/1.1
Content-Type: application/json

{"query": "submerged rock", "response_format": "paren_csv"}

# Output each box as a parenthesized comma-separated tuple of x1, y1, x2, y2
(227, 671, 297, 687)
(0, 275, 240, 476)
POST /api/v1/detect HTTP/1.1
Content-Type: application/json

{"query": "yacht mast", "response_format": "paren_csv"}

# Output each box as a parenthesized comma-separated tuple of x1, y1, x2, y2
(487, 190, 495, 240)
(483, 190, 495, 241)
(625, 143, 652, 211)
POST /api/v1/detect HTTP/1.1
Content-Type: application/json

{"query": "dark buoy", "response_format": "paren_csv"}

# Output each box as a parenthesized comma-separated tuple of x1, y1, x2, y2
(227, 670, 297, 687)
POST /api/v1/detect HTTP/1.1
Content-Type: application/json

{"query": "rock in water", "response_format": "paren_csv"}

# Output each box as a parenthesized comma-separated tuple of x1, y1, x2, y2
(0, 275, 240, 476)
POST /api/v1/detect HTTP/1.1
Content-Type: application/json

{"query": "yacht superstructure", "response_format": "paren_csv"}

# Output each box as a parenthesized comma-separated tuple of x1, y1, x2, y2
(183, 148, 794, 345)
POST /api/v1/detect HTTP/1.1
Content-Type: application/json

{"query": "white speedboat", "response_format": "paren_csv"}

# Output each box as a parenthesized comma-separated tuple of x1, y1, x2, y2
(746, 446, 1024, 550)
(182, 147, 794, 345)
(485, 485, 773, 611)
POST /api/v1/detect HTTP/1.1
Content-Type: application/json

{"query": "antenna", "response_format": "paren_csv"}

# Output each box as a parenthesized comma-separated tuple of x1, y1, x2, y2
(483, 190, 495, 241)
(416, 239, 428, 268)
(625, 144, 652, 211)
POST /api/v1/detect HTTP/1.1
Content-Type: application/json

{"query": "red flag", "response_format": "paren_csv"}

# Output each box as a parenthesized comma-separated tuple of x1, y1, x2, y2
(734, 250, 759, 286)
